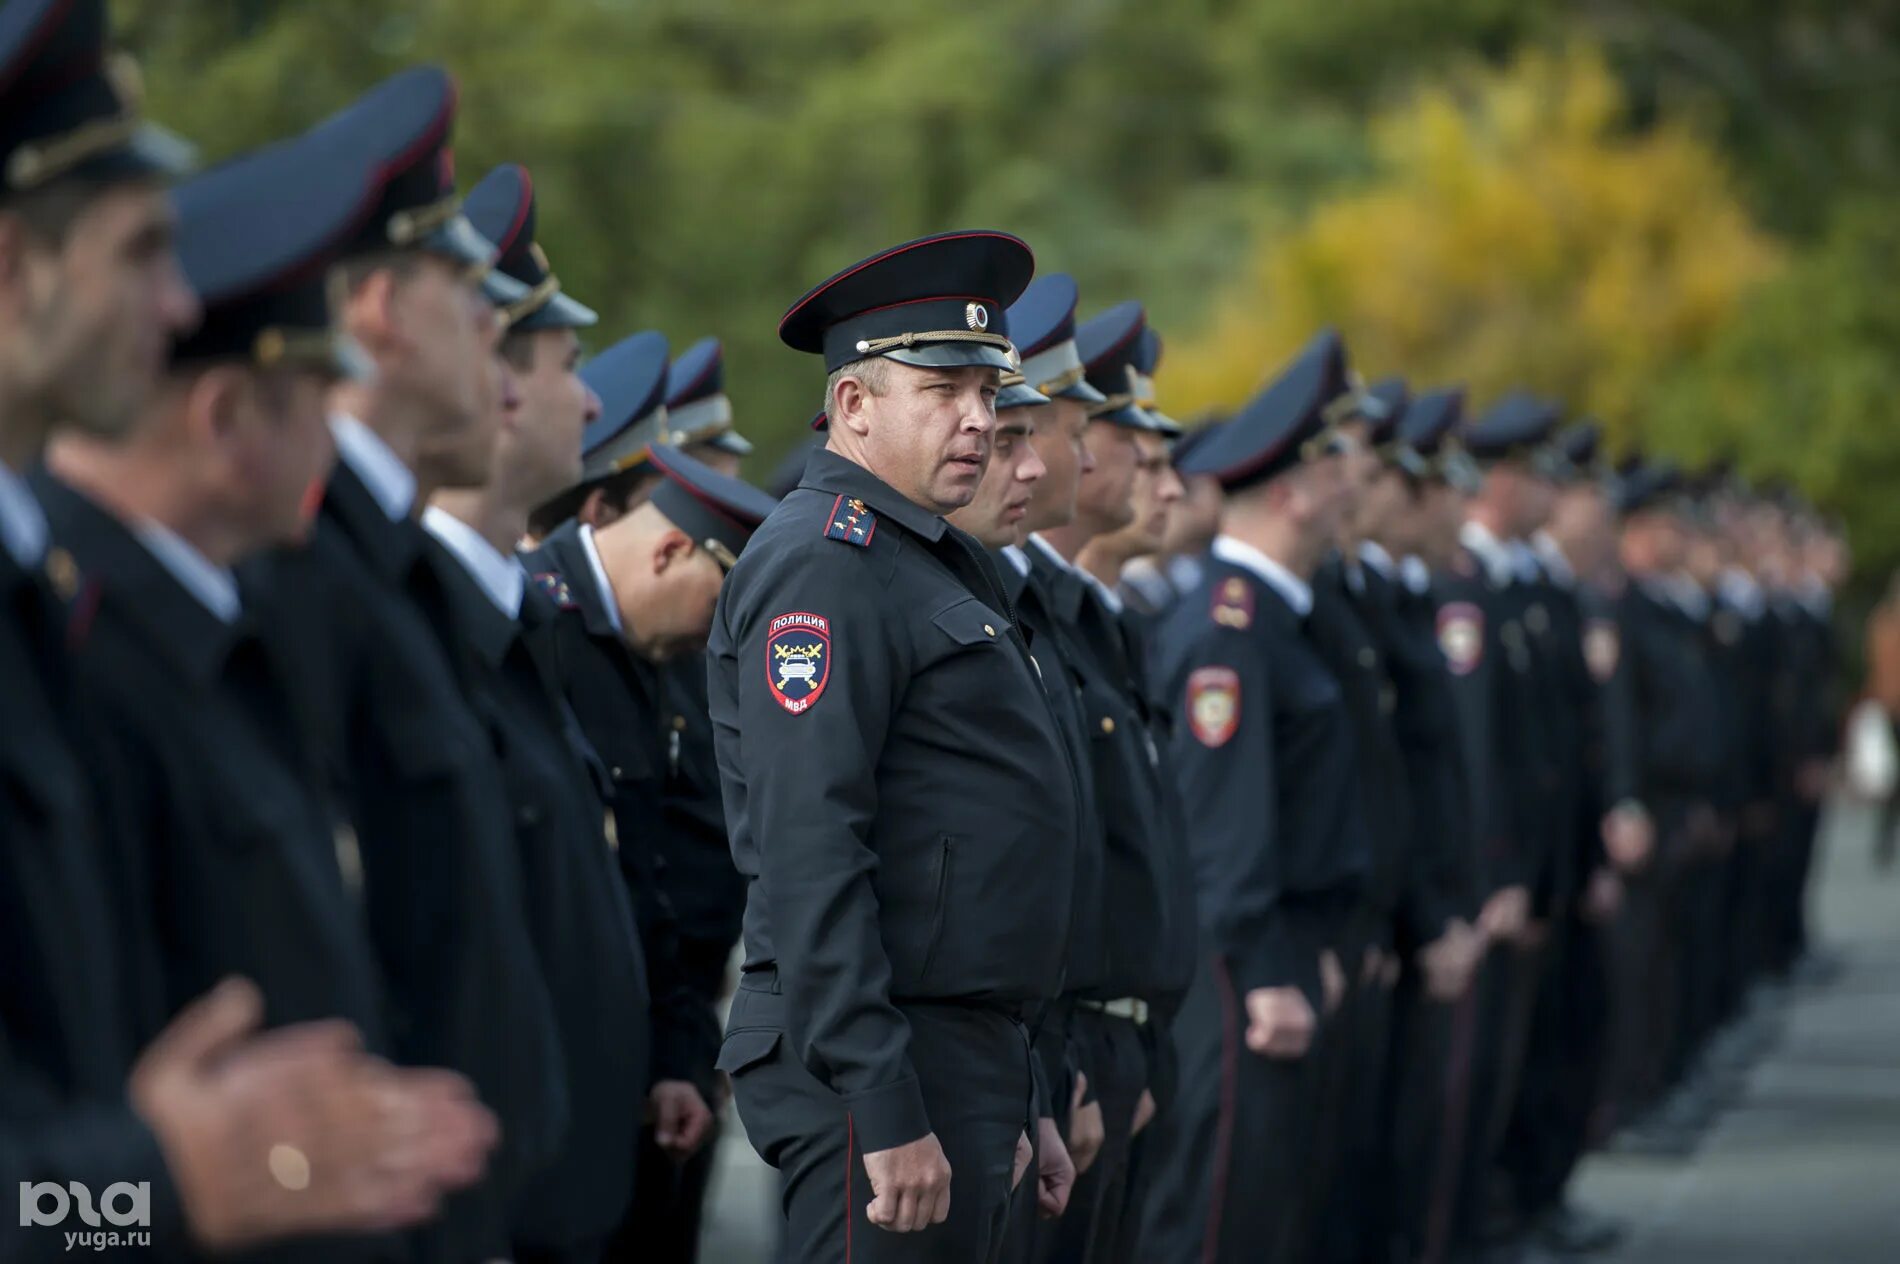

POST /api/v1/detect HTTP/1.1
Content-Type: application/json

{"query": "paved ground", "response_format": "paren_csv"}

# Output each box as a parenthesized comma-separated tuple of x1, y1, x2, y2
(1574, 795, 1900, 1263)
(696, 796, 1900, 1261)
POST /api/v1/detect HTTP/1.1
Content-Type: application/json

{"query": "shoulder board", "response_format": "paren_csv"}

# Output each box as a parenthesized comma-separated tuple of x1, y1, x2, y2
(822, 494, 877, 547)
(1209, 573, 1254, 630)
(532, 570, 579, 611)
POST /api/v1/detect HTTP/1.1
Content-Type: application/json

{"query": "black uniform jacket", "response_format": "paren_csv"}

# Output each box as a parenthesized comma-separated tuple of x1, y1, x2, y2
(424, 536, 649, 1248)
(252, 461, 566, 1259)
(707, 449, 1077, 1154)
(1149, 548, 1369, 1010)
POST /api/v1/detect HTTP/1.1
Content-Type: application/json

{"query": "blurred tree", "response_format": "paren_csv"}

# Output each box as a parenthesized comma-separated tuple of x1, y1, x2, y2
(1651, 198, 1900, 577)
(1161, 46, 1780, 439)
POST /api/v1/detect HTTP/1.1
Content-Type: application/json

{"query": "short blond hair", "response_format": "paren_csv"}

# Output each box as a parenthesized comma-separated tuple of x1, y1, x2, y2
(822, 355, 892, 418)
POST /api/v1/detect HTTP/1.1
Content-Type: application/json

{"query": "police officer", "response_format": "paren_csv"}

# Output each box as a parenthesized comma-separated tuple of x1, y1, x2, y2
(945, 365, 1088, 1239)
(525, 338, 774, 1264)
(0, 9, 496, 1250)
(248, 67, 570, 1262)
(1139, 329, 1370, 1264)
(991, 276, 1115, 1263)
(709, 231, 1077, 1262)
(422, 160, 656, 1264)
(1366, 387, 1487, 1264)
(1011, 297, 1187, 1264)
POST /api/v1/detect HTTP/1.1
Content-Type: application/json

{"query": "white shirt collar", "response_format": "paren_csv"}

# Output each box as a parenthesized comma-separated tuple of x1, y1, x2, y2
(1459, 520, 1517, 587)
(0, 460, 49, 569)
(1083, 569, 1125, 615)
(422, 506, 525, 619)
(329, 413, 416, 522)
(1718, 566, 1765, 619)
(1400, 555, 1433, 595)
(1530, 530, 1575, 587)
(1358, 540, 1397, 580)
(1027, 532, 1074, 574)
(1797, 576, 1832, 620)
(1165, 552, 1203, 594)
(132, 518, 240, 624)
(1000, 544, 1032, 577)
(1212, 533, 1312, 617)
(578, 524, 623, 633)
(1507, 540, 1544, 583)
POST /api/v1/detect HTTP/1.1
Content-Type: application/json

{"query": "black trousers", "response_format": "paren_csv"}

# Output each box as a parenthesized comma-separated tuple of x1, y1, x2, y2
(1136, 954, 1310, 1264)
(1043, 1008, 1148, 1264)
(1382, 966, 1456, 1264)
(1449, 940, 1543, 1247)
(1322, 964, 1398, 1264)
(597, 1119, 722, 1263)
(723, 984, 1035, 1264)
(1500, 911, 1608, 1222)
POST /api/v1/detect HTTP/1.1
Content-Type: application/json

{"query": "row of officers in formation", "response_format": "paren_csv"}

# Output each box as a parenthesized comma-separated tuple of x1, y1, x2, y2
(0, 6, 1843, 1264)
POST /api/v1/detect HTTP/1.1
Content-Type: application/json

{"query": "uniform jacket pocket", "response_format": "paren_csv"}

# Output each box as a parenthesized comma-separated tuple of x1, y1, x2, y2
(714, 1027, 781, 1076)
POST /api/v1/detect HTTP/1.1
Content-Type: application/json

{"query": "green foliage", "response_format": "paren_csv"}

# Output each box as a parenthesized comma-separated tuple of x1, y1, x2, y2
(114, 0, 1899, 567)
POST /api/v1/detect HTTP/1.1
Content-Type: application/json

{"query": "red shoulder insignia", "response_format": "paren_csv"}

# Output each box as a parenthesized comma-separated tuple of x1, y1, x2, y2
(823, 494, 876, 547)
(532, 571, 579, 610)
(1209, 575, 1254, 630)
(766, 611, 831, 714)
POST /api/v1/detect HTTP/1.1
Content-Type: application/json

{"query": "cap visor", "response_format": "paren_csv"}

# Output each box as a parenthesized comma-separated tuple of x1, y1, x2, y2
(1056, 378, 1108, 406)
(1147, 408, 1184, 438)
(881, 343, 1016, 372)
(481, 266, 532, 309)
(708, 429, 755, 456)
(513, 289, 599, 331)
(1096, 403, 1166, 432)
(429, 214, 501, 271)
(996, 383, 1051, 410)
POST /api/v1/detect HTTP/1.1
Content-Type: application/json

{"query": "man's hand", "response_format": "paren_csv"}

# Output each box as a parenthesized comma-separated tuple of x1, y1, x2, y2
(1033, 1117, 1075, 1219)
(1603, 803, 1655, 873)
(1243, 986, 1315, 1059)
(1582, 866, 1623, 925)
(1418, 920, 1480, 1002)
(131, 978, 497, 1252)
(1478, 885, 1530, 943)
(1011, 1129, 1032, 1192)
(1319, 949, 1347, 1016)
(649, 1080, 714, 1161)
(862, 1132, 952, 1233)
(1130, 1089, 1157, 1138)
(1066, 1072, 1105, 1175)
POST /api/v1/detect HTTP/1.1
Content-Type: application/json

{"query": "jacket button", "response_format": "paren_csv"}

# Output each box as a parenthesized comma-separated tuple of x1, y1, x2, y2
(518, 805, 543, 828)
(611, 765, 624, 780)
(672, 715, 688, 731)
(1100, 717, 1116, 734)
(983, 623, 996, 637)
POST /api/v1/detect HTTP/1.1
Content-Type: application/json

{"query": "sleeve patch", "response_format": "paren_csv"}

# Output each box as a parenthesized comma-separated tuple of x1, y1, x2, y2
(823, 494, 877, 547)
(1209, 575, 1254, 630)
(766, 611, 832, 714)
(1186, 665, 1241, 747)
(1437, 602, 1484, 676)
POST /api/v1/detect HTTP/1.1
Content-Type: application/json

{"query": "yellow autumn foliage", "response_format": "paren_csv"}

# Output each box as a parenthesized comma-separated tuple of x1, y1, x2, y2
(1165, 45, 1781, 442)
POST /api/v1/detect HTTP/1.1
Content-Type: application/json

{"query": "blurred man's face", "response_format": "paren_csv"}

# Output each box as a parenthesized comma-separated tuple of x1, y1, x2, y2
(947, 407, 1046, 549)
(1162, 472, 1223, 556)
(507, 327, 598, 505)
(1073, 418, 1141, 535)
(0, 181, 200, 442)
(386, 256, 505, 488)
(1022, 396, 1093, 534)
(236, 366, 339, 548)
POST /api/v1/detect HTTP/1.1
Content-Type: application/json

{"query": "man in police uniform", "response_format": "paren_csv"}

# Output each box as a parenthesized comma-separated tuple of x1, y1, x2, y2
(945, 365, 1089, 1239)
(988, 274, 1113, 1264)
(0, 5, 497, 1250)
(248, 67, 572, 1263)
(709, 231, 1078, 1263)
(1366, 386, 1487, 1263)
(523, 332, 775, 1263)
(1034, 298, 1196, 1264)
(423, 160, 658, 1264)
(1139, 329, 1370, 1264)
